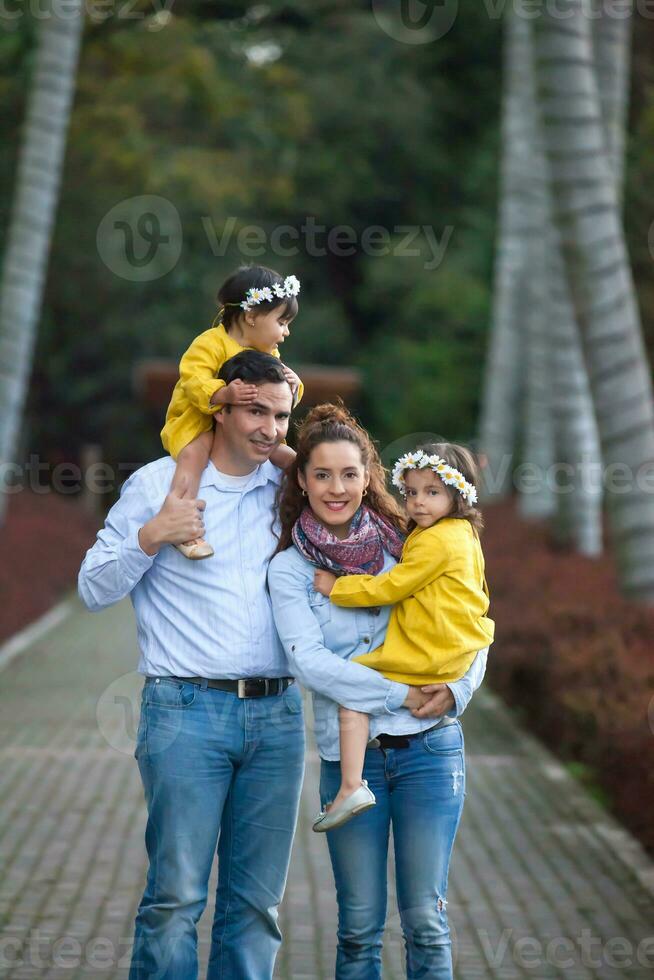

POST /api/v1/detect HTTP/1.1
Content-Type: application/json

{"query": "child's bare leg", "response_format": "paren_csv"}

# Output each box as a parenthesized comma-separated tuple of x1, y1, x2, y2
(270, 443, 296, 470)
(171, 432, 214, 558)
(171, 431, 213, 501)
(329, 706, 371, 810)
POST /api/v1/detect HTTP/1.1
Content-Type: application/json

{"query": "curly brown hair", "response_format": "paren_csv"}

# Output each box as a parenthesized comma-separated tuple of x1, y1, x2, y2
(405, 442, 484, 534)
(274, 401, 406, 554)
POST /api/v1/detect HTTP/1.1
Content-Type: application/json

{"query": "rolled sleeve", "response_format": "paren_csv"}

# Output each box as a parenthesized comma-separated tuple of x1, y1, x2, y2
(183, 375, 226, 414)
(446, 646, 488, 717)
(386, 682, 410, 713)
(78, 472, 158, 612)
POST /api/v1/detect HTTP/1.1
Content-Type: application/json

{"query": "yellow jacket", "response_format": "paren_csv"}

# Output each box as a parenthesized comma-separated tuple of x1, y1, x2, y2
(161, 325, 303, 459)
(330, 518, 494, 685)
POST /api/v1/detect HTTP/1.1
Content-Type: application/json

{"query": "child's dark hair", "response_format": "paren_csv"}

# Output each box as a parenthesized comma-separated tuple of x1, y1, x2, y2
(217, 265, 299, 331)
(408, 442, 484, 534)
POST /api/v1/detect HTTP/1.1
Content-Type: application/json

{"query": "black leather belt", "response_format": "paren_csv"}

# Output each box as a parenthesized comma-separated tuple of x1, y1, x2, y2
(368, 715, 457, 750)
(170, 676, 294, 698)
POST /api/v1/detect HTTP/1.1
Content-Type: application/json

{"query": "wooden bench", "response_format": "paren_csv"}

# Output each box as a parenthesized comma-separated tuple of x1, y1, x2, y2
(133, 361, 362, 411)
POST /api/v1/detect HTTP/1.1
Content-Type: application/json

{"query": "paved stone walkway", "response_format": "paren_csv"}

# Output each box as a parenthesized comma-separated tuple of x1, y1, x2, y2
(1, 596, 653, 979)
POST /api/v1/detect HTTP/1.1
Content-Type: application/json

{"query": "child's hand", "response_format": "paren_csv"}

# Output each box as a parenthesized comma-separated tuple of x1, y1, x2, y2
(216, 379, 258, 408)
(281, 365, 301, 394)
(314, 569, 337, 597)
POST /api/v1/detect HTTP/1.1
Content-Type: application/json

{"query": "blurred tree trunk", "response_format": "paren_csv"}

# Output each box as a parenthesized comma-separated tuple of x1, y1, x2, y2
(515, 13, 555, 521)
(527, 10, 603, 555)
(534, 0, 654, 600)
(0, 0, 84, 523)
(547, 2, 630, 555)
(547, 236, 603, 555)
(478, 9, 530, 502)
(592, 0, 631, 193)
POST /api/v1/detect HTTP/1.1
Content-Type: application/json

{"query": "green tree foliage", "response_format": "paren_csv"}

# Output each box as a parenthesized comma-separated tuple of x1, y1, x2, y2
(16, 2, 652, 473)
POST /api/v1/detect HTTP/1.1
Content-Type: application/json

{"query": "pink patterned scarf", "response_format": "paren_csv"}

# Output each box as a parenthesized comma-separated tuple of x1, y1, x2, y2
(292, 504, 404, 575)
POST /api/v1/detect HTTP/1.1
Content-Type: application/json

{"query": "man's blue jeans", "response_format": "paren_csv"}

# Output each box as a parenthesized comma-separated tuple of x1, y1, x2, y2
(319, 720, 465, 980)
(129, 677, 305, 980)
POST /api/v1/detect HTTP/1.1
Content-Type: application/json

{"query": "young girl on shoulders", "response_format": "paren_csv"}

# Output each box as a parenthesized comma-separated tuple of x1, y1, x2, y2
(312, 442, 494, 831)
(161, 264, 303, 559)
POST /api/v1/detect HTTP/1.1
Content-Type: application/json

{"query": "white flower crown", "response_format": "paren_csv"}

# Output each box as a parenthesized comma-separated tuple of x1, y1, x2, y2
(391, 449, 478, 506)
(239, 275, 301, 311)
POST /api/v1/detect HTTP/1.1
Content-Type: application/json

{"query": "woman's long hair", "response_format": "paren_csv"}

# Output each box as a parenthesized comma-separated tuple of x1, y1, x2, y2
(274, 402, 406, 555)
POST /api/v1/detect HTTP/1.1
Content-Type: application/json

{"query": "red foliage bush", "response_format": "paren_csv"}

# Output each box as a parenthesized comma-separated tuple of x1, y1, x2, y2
(484, 499, 654, 855)
(0, 491, 98, 645)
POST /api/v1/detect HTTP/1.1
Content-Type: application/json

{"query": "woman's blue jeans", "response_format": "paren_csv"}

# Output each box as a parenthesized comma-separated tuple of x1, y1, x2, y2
(319, 720, 465, 980)
(128, 677, 305, 980)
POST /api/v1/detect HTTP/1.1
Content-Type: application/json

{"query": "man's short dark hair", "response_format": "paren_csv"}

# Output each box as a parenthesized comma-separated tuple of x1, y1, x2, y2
(218, 350, 288, 387)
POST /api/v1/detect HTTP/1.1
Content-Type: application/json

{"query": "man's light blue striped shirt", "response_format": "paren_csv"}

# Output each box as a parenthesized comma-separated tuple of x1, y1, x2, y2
(78, 456, 289, 679)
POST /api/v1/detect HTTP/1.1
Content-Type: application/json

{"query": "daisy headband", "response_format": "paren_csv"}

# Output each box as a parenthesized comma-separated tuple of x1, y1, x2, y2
(222, 275, 301, 314)
(391, 449, 478, 506)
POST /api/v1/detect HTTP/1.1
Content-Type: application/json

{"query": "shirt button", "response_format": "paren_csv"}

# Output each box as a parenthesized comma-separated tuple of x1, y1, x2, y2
(291, 645, 296, 652)
(371, 607, 381, 616)
(363, 636, 370, 644)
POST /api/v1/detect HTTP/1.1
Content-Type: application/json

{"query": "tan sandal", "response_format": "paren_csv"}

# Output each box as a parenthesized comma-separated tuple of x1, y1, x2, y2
(174, 539, 214, 560)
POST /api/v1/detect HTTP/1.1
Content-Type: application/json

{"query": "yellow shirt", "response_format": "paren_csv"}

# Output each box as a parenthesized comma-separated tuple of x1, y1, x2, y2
(161, 325, 303, 459)
(330, 518, 494, 685)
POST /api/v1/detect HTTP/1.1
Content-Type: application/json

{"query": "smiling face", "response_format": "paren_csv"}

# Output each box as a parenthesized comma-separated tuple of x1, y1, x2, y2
(298, 440, 369, 540)
(214, 380, 292, 474)
(403, 468, 455, 528)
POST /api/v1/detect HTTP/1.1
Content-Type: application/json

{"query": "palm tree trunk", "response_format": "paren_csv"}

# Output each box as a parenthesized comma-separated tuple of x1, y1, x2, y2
(534, 0, 654, 600)
(592, 0, 631, 193)
(0, 0, 84, 523)
(525, 7, 603, 554)
(515, 12, 555, 521)
(478, 8, 529, 501)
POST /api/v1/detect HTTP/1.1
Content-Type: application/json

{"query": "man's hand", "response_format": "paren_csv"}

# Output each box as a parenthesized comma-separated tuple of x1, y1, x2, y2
(212, 379, 258, 409)
(138, 479, 206, 556)
(410, 683, 455, 719)
(314, 569, 337, 596)
(281, 365, 301, 395)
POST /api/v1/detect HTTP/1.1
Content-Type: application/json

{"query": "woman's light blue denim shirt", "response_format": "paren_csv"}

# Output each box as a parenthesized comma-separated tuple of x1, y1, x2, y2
(268, 545, 488, 762)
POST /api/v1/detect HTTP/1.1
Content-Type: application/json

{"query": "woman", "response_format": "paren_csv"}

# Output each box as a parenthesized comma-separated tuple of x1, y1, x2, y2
(268, 404, 488, 980)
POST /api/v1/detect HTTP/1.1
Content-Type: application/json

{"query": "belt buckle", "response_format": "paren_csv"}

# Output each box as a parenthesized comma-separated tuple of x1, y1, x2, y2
(237, 678, 270, 698)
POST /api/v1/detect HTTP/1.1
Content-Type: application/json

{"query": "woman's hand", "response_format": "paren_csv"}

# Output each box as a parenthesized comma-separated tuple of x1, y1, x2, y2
(410, 683, 455, 718)
(314, 569, 337, 596)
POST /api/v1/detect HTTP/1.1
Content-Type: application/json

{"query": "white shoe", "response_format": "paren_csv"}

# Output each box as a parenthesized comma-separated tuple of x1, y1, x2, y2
(174, 539, 214, 560)
(312, 781, 376, 833)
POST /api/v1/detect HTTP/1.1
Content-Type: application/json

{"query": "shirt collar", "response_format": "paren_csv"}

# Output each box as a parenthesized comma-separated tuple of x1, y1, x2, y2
(199, 458, 281, 492)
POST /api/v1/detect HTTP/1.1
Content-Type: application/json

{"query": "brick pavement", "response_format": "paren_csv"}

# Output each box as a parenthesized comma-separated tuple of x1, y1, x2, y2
(1, 596, 653, 979)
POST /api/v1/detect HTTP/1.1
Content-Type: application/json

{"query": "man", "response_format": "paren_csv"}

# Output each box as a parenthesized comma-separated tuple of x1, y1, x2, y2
(78, 350, 304, 979)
